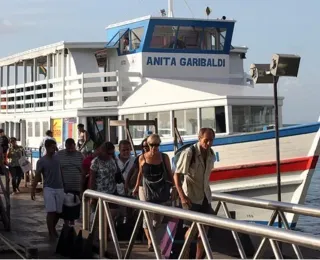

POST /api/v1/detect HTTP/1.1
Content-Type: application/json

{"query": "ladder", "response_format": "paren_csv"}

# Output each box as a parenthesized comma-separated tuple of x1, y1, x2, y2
(172, 117, 184, 152)
(108, 118, 158, 156)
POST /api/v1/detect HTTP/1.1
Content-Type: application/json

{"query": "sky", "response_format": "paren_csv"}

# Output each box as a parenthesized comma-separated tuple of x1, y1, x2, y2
(0, 0, 319, 124)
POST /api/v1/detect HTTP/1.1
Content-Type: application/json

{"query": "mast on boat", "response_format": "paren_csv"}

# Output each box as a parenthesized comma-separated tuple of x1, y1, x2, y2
(168, 0, 174, 17)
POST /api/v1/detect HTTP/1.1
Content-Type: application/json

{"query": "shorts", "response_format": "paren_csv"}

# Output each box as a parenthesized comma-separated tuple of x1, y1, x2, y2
(43, 187, 64, 213)
(183, 196, 214, 227)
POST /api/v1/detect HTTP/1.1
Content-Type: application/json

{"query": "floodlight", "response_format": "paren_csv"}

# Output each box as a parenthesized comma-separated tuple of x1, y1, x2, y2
(270, 54, 301, 77)
(249, 64, 273, 84)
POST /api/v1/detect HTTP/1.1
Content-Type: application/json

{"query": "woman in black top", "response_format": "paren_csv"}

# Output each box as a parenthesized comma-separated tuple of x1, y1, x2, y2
(133, 134, 173, 251)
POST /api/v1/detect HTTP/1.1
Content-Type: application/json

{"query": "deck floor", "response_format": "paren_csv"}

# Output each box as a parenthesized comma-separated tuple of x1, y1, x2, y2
(0, 181, 319, 259)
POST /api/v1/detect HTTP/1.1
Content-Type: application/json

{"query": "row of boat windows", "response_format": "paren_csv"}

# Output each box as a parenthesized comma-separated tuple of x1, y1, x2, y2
(124, 105, 275, 138)
(0, 121, 49, 140)
(124, 106, 226, 139)
(117, 25, 227, 54)
(1, 84, 54, 109)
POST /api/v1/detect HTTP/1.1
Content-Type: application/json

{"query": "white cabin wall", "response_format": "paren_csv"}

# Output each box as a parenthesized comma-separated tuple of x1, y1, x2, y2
(229, 52, 245, 85)
(68, 49, 104, 104)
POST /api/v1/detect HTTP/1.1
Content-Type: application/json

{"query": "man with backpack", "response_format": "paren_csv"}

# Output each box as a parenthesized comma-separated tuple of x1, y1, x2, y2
(173, 127, 216, 259)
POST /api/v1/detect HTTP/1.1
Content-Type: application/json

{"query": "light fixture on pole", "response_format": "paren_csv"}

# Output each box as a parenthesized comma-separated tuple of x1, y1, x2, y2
(250, 54, 301, 230)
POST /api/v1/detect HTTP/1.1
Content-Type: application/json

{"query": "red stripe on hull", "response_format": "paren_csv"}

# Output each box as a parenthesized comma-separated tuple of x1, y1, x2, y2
(210, 156, 319, 182)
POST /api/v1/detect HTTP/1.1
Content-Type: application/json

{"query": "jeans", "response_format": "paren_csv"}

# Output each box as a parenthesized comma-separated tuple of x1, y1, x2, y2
(10, 166, 23, 192)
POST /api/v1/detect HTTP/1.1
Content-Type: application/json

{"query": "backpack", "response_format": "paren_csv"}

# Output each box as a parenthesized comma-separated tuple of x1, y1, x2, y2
(173, 143, 214, 171)
(173, 143, 196, 171)
(1, 135, 8, 150)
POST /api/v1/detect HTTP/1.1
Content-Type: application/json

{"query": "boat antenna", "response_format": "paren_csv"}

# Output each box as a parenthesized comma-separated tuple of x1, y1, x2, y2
(168, 0, 174, 17)
(183, 0, 194, 18)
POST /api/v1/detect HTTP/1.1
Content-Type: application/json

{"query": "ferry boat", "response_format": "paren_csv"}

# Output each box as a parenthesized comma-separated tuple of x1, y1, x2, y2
(0, 1, 319, 228)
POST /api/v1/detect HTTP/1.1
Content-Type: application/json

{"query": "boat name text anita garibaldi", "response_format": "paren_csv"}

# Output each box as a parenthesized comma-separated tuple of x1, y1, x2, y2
(146, 56, 226, 67)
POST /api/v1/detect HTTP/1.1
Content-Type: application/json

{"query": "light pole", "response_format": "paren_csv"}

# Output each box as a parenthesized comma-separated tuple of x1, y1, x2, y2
(250, 54, 301, 229)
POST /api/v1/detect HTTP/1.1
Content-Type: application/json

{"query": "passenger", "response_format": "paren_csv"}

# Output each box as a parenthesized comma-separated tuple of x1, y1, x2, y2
(77, 124, 94, 156)
(57, 138, 84, 226)
(89, 142, 122, 217)
(116, 139, 135, 196)
(31, 139, 64, 241)
(7, 137, 24, 195)
(133, 134, 173, 251)
(40, 130, 57, 156)
(0, 129, 9, 164)
(124, 137, 149, 194)
(122, 36, 130, 54)
(173, 128, 216, 259)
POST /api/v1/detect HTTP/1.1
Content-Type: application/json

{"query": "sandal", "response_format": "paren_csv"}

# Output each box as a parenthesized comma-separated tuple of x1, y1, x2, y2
(148, 244, 154, 252)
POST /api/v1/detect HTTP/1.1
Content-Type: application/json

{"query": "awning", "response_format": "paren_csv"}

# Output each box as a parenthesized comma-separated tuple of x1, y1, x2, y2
(119, 77, 277, 111)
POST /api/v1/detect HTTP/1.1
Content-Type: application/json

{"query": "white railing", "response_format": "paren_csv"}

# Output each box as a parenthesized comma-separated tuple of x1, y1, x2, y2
(0, 71, 141, 113)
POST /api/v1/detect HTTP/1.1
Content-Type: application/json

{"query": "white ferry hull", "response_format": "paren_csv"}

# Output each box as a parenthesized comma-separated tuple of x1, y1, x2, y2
(162, 122, 320, 227)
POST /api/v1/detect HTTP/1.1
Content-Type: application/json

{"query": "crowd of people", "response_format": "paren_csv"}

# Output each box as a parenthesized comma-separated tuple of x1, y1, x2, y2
(27, 124, 216, 259)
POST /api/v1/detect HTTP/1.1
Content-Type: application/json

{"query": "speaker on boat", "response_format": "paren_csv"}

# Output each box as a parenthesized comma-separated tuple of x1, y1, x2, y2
(270, 54, 301, 77)
(249, 64, 273, 84)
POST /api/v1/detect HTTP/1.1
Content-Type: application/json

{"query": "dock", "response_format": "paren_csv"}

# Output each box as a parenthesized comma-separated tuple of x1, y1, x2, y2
(0, 184, 319, 259)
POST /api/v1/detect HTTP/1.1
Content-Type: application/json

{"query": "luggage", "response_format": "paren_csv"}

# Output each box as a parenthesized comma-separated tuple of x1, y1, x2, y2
(62, 192, 81, 221)
(56, 224, 93, 259)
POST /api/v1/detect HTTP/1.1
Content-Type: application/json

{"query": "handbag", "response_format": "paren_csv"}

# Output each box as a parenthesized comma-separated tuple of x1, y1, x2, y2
(114, 159, 125, 184)
(18, 156, 32, 173)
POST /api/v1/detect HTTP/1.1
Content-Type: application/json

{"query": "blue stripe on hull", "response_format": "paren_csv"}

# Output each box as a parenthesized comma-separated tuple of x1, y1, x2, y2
(29, 122, 320, 159)
(158, 122, 320, 153)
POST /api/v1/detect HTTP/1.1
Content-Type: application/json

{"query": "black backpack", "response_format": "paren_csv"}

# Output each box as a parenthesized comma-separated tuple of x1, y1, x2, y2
(1, 136, 9, 151)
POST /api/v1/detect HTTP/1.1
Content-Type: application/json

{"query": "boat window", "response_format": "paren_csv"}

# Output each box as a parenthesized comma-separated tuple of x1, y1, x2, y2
(201, 107, 216, 130)
(130, 27, 144, 51)
(174, 109, 198, 135)
(16, 122, 21, 141)
(232, 106, 275, 133)
(203, 27, 227, 51)
(150, 25, 178, 49)
(124, 114, 145, 139)
(106, 28, 129, 48)
(35, 122, 40, 137)
(176, 26, 202, 49)
(120, 31, 130, 54)
(148, 111, 170, 137)
(215, 106, 226, 133)
(43, 121, 49, 136)
(27, 122, 33, 137)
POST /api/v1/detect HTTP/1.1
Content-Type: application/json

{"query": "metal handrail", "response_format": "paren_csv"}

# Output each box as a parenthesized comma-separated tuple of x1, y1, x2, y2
(211, 192, 320, 217)
(83, 190, 320, 259)
(211, 192, 320, 259)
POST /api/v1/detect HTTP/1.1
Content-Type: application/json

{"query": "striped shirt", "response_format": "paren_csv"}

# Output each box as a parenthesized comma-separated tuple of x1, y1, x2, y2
(57, 149, 84, 192)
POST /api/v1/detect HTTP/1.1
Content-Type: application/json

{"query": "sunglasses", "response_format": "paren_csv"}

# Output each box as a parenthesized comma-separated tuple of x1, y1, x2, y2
(148, 143, 160, 147)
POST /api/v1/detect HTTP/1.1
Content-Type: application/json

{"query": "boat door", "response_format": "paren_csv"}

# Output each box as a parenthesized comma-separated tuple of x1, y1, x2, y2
(86, 117, 106, 148)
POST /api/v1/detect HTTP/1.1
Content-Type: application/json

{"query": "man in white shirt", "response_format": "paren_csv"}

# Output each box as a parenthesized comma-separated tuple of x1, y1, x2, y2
(40, 130, 57, 156)
(116, 139, 135, 196)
